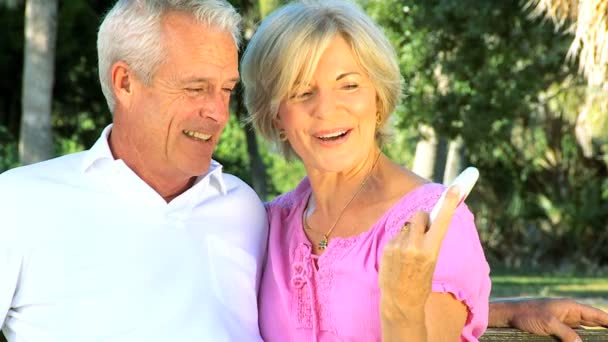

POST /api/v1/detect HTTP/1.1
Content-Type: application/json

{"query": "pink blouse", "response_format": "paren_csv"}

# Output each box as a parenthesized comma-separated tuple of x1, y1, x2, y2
(259, 178, 491, 342)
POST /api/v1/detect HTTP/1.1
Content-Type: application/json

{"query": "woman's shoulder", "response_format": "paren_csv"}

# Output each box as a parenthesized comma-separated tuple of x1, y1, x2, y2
(380, 179, 477, 239)
(380, 164, 445, 214)
(265, 177, 311, 213)
(386, 182, 443, 217)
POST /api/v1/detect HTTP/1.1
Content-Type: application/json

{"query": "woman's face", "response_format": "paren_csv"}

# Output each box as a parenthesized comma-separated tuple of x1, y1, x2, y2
(276, 34, 378, 173)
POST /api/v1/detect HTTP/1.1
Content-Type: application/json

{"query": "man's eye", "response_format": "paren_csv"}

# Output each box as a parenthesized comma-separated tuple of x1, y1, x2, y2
(185, 88, 204, 95)
(222, 87, 235, 94)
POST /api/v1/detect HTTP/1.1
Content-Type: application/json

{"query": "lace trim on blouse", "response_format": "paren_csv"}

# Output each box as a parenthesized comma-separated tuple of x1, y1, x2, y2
(286, 181, 444, 335)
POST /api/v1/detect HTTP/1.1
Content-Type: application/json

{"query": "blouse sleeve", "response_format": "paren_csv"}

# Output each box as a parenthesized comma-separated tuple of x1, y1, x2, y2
(431, 204, 491, 340)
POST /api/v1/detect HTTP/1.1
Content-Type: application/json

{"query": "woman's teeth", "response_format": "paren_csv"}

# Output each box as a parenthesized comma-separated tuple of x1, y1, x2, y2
(318, 130, 348, 141)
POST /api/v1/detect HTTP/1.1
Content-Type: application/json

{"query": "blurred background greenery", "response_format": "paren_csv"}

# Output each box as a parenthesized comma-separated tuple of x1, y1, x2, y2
(1, 0, 607, 277)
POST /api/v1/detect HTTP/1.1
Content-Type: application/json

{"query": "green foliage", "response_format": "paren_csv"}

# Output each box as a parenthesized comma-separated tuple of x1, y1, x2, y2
(0, 125, 18, 172)
(491, 271, 608, 310)
(214, 115, 306, 201)
(482, 104, 608, 267)
(261, 146, 306, 200)
(214, 115, 252, 183)
(53, 0, 114, 152)
(0, 3, 24, 138)
(365, 0, 608, 266)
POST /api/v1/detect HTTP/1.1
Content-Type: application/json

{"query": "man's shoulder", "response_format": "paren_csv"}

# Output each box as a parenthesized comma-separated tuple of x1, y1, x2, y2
(221, 173, 256, 194)
(0, 152, 89, 237)
(219, 172, 265, 206)
(220, 172, 252, 188)
(0, 151, 87, 188)
(210, 172, 269, 233)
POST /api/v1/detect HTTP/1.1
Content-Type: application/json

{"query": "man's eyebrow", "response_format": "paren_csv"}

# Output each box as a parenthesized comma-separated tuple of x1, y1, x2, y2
(181, 77, 211, 84)
(336, 72, 361, 80)
(181, 77, 240, 84)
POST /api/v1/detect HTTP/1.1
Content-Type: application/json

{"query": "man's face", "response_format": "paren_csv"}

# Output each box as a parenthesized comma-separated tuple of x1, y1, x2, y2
(126, 11, 239, 181)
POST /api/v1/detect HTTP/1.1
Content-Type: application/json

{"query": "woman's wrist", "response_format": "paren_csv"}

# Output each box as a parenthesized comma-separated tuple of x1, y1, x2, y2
(380, 295, 426, 323)
(380, 297, 427, 342)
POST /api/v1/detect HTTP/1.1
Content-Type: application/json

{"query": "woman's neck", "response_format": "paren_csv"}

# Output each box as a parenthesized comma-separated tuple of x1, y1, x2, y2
(306, 150, 382, 217)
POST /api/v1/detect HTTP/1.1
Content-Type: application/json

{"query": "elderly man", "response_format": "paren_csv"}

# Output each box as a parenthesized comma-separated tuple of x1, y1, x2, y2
(0, 1, 266, 341)
(0, 1, 606, 342)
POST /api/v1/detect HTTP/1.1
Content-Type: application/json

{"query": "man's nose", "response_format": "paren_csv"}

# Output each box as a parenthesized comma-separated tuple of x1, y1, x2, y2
(198, 90, 229, 122)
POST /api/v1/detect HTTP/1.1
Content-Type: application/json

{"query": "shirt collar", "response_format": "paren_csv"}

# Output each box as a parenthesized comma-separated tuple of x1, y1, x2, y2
(81, 124, 228, 195)
(196, 160, 228, 195)
(81, 124, 115, 173)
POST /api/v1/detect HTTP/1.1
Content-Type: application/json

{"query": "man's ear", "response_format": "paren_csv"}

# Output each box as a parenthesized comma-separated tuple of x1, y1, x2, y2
(111, 61, 136, 109)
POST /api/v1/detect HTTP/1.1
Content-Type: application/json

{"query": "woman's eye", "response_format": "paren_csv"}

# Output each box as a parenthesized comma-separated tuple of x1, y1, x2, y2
(297, 91, 312, 98)
(343, 83, 359, 90)
(290, 90, 313, 100)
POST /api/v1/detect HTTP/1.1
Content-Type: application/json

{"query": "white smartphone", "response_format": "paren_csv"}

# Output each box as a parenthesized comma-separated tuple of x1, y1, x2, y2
(429, 167, 479, 224)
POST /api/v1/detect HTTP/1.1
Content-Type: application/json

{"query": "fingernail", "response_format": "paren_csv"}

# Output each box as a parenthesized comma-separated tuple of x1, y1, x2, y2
(448, 185, 461, 199)
(575, 337, 582, 342)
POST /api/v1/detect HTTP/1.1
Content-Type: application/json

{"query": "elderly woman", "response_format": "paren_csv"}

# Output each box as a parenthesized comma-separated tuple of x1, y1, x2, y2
(241, 0, 490, 341)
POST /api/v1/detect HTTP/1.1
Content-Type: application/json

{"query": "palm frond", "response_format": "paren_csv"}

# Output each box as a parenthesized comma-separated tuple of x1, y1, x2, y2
(528, 0, 608, 87)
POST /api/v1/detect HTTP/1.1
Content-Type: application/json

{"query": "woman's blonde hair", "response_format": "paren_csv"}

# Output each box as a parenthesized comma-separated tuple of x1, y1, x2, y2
(241, 0, 402, 158)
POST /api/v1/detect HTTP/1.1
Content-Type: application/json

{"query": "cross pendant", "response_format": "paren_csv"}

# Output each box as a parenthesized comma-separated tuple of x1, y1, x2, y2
(318, 237, 328, 250)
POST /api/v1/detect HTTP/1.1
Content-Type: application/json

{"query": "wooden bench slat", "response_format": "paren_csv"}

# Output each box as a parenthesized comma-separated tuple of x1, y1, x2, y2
(481, 328, 608, 341)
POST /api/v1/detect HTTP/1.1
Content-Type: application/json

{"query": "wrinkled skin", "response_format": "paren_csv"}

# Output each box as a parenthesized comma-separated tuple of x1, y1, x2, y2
(379, 186, 465, 341)
(495, 298, 608, 342)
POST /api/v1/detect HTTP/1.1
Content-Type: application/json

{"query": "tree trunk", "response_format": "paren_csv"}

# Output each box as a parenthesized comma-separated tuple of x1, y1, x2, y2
(412, 124, 447, 183)
(19, 0, 57, 165)
(443, 137, 465, 185)
(575, 88, 607, 158)
(235, 84, 267, 199)
(244, 125, 267, 199)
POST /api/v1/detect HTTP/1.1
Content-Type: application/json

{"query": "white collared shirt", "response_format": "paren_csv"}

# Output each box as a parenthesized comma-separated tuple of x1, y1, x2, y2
(0, 125, 268, 342)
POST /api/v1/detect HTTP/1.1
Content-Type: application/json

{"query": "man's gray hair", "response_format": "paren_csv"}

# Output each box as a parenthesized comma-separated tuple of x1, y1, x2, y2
(97, 0, 241, 112)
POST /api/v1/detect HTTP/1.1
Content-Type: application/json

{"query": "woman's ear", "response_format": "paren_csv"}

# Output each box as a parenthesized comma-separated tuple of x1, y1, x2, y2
(272, 116, 283, 130)
(273, 116, 288, 141)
